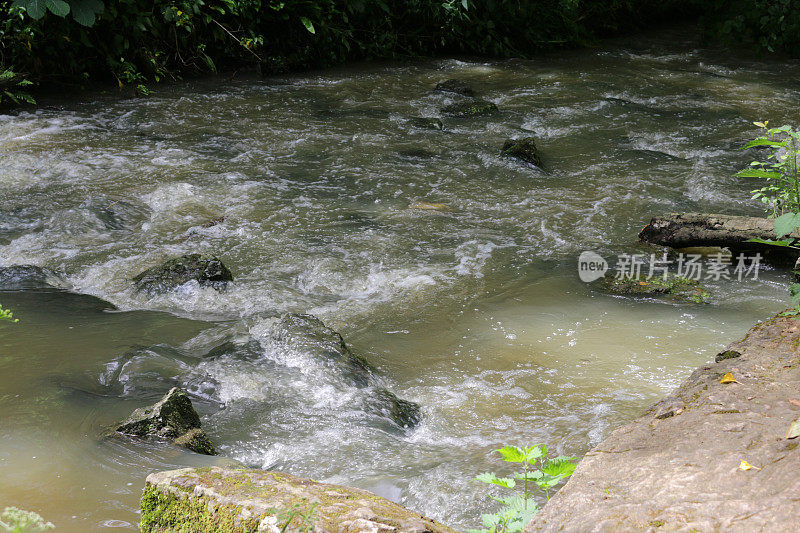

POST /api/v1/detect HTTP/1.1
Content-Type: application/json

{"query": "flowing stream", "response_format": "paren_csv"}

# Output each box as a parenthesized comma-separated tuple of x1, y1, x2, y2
(0, 27, 797, 531)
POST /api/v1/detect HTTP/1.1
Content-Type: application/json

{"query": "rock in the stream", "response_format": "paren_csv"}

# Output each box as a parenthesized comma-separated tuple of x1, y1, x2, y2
(408, 116, 444, 130)
(141, 466, 457, 533)
(114, 387, 216, 455)
(597, 274, 710, 303)
(272, 314, 422, 429)
(441, 98, 497, 118)
(501, 137, 543, 167)
(433, 78, 475, 96)
(0, 265, 68, 290)
(132, 254, 233, 293)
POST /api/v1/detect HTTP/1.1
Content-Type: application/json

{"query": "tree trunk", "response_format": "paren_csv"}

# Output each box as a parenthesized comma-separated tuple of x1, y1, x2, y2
(638, 213, 800, 255)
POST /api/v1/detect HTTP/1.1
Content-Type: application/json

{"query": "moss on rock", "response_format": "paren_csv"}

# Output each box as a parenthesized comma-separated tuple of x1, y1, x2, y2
(598, 275, 711, 303)
(114, 388, 216, 455)
(501, 137, 543, 168)
(440, 98, 497, 118)
(140, 467, 457, 533)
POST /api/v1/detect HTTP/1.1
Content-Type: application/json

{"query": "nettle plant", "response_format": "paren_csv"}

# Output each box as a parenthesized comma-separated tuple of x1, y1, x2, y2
(470, 445, 576, 533)
(738, 122, 800, 314)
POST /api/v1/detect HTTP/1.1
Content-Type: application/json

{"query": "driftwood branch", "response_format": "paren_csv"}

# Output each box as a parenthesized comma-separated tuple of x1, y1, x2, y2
(638, 213, 800, 254)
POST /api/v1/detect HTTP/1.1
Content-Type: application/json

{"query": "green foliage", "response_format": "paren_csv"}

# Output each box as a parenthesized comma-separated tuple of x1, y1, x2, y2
(705, 0, 800, 55)
(470, 444, 576, 533)
(0, 303, 19, 322)
(739, 122, 800, 317)
(0, 0, 696, 105)
(0, 69, 35, 106)
(0, 507, 54, 532)
(738, 122, 800, 218)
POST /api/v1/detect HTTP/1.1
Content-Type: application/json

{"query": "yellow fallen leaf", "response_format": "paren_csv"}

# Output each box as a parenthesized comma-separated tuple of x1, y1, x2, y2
(739, 459, 760, 471)
(786, 419, 800, 439)
(720, 372, 739, 384)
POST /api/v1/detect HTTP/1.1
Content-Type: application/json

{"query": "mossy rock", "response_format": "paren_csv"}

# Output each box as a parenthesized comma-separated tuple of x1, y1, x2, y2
(433, 79, 475, 96)
(440, 98, 498, 118)
(501, 137, 543, 168)
(114, 387, 216, 455)
(140, 467, 458, 533)
(133, 254, 233, 294)
(407, 116, 444, 130)
(598, 275, 711, 303)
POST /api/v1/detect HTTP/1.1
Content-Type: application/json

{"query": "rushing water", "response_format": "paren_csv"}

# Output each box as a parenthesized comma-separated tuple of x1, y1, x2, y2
(0, 27, 797, 531)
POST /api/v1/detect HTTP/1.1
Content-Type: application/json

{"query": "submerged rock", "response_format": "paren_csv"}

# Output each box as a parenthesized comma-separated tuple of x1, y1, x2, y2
(132, 254, 233, 293)
(598, 275, 710, 303)
(434, 78, 475, 96)
(0, 265, 68, 290)
(272, 313, 422, 429)
(114, 387, 216, 455)
(441, 98, 497, 118)
(502, 137, 543, 167)
(408, 116, 444, 130)
(141, 466, 457, 533)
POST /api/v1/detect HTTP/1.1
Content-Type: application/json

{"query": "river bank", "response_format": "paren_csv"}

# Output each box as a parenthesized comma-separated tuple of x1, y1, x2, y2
(526, 310, 800, 531)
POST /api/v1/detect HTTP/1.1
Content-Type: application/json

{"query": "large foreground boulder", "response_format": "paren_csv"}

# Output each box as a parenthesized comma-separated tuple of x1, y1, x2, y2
(133, 254, 233, 293)
(141, 467, 457, 533)
(501, 137, 543, 168)
(441, 99, 497, 118)
(526, 313, 800, 532)
(114, 387, 216, 455)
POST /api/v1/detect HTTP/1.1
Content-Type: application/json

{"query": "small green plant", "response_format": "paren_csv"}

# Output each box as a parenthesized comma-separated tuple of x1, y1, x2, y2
(266, 502, 318, 533)
(738, 122, 800, 316)
(0, 507, 54, 532)
(0, 303, 18, 322)
(470, 445, 576, 533)
(737, 121, 800, 218)
(0, 69, 35, 106)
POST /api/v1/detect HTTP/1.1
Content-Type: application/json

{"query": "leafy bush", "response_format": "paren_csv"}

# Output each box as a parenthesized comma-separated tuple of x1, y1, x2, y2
(0, 0, 697, 100)
(471, 444, 576, 533)
(738, 122, 800, 315)
(704, 0, 800, 55)
(0, 507, 53, 532)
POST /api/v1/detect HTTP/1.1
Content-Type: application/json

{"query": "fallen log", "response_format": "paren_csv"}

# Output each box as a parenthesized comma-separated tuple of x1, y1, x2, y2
(638, 213, 800, 255)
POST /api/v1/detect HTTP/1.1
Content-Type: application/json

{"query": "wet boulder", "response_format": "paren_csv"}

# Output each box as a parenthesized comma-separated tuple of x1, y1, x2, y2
(434, 78, 475, 96)
(132, 254, 232, 294)
(0, 265, 68, 290)
(441, 98, 498, 118)
(141, 467, 457, 533)
(408, 116, 444, 130)
(597, 274, 710, 303)
(502, 137, 543, 167)
(272, 313, 423, 429)
(114, 387, 216, 455)
(273, 313, 373, 386)
(369, 388, 422, 429)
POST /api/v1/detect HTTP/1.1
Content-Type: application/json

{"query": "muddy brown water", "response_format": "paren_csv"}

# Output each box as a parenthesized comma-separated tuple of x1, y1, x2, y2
(0, 27, 796, 531)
